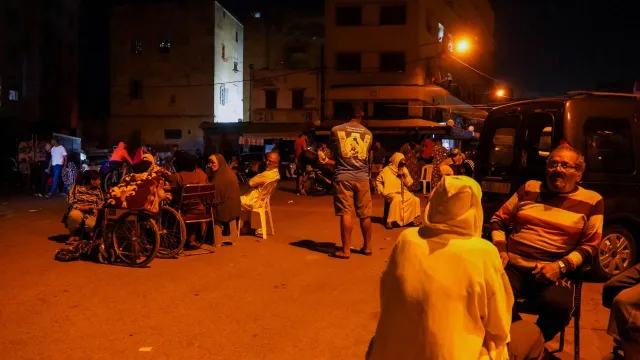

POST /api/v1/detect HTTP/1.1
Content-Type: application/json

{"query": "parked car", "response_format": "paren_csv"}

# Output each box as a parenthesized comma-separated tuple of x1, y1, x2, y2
(475, 91, 640, 280)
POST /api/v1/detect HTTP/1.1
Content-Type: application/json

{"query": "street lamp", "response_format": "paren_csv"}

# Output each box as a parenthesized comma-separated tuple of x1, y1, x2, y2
(454, 39, 470, 54)
(496, 89, 505, 97)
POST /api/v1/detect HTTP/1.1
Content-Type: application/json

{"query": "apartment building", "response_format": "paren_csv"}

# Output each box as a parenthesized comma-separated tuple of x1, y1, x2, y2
(110, 1, 243, 150)
(324, 0, 494, 122)
(244, 10, 323, 125)
(0, 0, 80, 134)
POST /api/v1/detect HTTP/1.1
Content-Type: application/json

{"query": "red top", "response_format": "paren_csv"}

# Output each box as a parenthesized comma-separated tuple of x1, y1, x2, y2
(294, 136, 307, 157)
(422, 139, 435, 159)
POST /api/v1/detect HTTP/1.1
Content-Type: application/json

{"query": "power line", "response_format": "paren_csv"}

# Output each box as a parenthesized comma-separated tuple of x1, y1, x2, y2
(449, 55, 501, 84)
(109, 53, 500, 89)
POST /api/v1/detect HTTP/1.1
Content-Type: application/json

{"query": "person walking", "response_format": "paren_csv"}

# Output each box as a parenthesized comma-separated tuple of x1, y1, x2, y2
(45, 138, 67, 199)
(330, 103, 373, 259)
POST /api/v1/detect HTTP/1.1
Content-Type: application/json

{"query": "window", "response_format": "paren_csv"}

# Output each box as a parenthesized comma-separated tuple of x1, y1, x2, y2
(265, 89, 277, 109)
(333, 102, 353, 120)
(131, 40, 143, 54)
(233, 61, 239, 72)
(129, 79, 142, 99)
(484, 117, 518, 166)
(235, 31, 239, 42)
(159, 39, 171, 53)
(583, 118, 635, 174)
(292, 89, 305, 109)
(9, 90, 19, 101)
(438, 23, 445, 42)
(372, 102, 409, 119)
(336, 6, 361, 26)
(252, 12, 261, 18)
(221, 44, 225, 59)
(379, 5, 406, 25)
(219, 86, 228, 105)
(522, 113, 553, 168)
(336, 53, 361, 72)
(164, 129, 182, 140)
(379, 52, 405, 72)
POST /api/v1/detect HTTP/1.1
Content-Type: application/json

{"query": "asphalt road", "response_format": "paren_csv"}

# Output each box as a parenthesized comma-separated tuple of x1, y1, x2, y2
(0, 183, 616, 359)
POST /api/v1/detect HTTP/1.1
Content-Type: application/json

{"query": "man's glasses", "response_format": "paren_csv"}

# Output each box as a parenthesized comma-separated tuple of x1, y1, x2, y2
(547, 161, 578, 171)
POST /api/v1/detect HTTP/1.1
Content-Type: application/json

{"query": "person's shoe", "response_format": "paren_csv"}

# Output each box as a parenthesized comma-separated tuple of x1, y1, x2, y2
(255, 229, 263, 237)
(44, 194, 51, 199)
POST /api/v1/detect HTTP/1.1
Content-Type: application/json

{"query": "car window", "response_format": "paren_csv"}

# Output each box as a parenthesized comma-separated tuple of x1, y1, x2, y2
(489, 128, 516, 166)
(523, 112, 554, 167)
(583, 117, 635, 174)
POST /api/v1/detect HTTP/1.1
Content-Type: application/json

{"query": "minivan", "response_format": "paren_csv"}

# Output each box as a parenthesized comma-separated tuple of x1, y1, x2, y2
(476, 91, 640, 279)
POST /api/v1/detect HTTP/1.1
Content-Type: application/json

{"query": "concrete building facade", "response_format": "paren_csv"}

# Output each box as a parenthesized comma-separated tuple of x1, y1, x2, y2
(324, 0, 494, 122)
(0, 0, 80, 135)
(243, 11, 323, 126)
(110, 1, 243, 150)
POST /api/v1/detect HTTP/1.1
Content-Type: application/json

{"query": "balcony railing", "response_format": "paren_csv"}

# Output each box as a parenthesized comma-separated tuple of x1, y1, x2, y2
(252, 109, 316, 123)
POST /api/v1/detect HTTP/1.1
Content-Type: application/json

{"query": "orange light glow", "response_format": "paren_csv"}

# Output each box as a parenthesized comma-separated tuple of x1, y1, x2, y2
(455, 39, 470, 53)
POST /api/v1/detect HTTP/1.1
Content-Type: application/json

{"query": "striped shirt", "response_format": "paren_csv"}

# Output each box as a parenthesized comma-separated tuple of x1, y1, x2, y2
(490, 180, 603, 272)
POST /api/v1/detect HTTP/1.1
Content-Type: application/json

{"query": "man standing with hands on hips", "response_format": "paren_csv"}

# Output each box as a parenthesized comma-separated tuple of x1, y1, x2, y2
(330, 103, 373, 259)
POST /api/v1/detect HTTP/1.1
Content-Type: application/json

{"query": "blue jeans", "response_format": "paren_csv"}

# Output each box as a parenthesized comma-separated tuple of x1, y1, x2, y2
(49, 165, 63, 195)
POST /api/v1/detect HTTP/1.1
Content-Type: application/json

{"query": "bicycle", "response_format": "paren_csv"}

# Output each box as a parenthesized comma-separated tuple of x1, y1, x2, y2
(104, 163, 130, 193)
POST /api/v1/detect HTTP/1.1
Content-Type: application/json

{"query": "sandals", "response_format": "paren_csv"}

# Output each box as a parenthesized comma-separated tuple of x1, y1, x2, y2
(329, 250, 350, 259)
(360, 248, 373, 256)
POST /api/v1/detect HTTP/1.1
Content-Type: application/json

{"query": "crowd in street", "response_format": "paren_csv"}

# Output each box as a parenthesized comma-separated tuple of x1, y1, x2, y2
(19, 104, 640, 359)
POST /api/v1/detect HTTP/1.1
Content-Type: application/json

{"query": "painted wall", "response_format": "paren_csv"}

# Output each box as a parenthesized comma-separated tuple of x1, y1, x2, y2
(213, 2, 244, 123)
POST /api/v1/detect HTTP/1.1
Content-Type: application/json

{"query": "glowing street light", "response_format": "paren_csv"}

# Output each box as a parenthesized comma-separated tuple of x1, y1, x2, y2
(496, 89, 506, 97)
(454, 39, 470, 54)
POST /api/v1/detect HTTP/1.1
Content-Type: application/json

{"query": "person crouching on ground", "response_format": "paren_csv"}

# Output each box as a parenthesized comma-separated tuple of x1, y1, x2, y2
(367, 176, 545, 360)
(376, 152, 421, 229)
(64, 170, 104, 245)
(208, 154, 241, 246)
(239, 151, 280, 237)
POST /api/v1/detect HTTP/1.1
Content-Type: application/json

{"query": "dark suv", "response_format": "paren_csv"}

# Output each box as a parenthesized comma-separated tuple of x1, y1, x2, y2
(476, 91, 640, 279)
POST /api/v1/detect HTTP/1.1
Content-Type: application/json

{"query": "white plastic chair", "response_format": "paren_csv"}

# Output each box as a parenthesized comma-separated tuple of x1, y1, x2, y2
(238, 180, 278, 240)
(420, 165, 433, 194)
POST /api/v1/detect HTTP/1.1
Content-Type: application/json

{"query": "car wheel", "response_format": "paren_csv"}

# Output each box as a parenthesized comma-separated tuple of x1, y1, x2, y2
(594, 225, 637, 280)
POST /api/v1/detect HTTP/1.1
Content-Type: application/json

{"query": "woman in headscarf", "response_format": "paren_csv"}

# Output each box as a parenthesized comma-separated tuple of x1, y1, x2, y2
(208, 154, 241, 246)
(367, 176, 545, 360)
(376, 153, 422, 229)
(399, 143, 420, 192)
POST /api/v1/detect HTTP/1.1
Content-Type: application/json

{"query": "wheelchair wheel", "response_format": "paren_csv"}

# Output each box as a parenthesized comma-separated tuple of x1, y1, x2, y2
(156, 206, 186, 258)
(112, 210, 160, 267)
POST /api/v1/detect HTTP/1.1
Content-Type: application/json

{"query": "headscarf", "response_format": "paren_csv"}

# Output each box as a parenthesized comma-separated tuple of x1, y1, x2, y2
(420, 175, 483, 240)
(208, 154, 241, 221)
(387, 152, 405, 174)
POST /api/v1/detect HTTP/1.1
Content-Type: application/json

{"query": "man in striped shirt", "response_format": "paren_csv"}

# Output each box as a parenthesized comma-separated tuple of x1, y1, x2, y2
(490, 145, 604, 342)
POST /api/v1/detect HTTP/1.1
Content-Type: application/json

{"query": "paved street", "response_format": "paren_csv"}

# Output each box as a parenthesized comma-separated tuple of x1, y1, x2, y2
(0, 182, 615, 359)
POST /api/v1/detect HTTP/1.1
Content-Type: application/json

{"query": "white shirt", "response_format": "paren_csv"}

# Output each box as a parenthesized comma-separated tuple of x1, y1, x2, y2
(51, 145, 67, 166)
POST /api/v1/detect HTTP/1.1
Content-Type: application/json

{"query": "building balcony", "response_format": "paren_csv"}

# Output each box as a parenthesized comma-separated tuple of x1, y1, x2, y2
(251, 108, 318, 123)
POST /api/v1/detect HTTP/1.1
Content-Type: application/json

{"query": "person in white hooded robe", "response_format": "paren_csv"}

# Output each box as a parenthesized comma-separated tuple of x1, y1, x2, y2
(376, 152, 422, 229)
(367, 176, 545, 360)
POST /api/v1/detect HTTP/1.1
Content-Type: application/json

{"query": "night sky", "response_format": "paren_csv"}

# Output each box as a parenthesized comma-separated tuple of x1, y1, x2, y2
(492, 0, 640, 97)
(78, 0, 640, 120)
